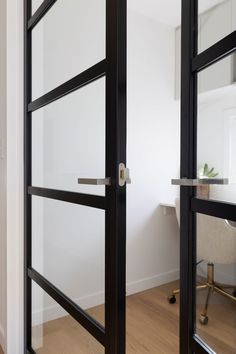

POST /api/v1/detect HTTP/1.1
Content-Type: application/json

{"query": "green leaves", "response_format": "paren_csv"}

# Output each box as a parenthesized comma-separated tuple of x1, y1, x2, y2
(201, 163, 219, 178)
(203, 163, 208, 176)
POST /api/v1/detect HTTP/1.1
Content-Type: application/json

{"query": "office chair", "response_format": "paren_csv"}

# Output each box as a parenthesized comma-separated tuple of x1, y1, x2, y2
(168, 198, 236, 325)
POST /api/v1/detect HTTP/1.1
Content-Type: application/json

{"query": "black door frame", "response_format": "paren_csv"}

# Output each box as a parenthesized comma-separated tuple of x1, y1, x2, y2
(181, 1, 236, 353)
(24, 0, 127, 353)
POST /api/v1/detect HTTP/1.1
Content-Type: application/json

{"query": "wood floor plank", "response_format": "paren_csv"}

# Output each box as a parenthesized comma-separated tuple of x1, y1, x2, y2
(32, 280, 236, 353)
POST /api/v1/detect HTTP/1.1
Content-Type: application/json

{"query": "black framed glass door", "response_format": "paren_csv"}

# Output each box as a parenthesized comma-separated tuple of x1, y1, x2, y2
(180, 0, 236, 353)
(24, 0, 127, 353)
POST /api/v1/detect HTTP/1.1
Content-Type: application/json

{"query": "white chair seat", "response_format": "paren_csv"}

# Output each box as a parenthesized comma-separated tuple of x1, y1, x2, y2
(175, 198, 236, 264)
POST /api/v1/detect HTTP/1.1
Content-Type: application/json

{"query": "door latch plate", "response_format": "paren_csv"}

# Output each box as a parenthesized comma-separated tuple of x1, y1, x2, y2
(119, 163, 131, 187)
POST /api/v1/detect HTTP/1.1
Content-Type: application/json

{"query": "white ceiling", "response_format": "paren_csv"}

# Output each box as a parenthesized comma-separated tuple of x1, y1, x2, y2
(128, 0, 224, 27)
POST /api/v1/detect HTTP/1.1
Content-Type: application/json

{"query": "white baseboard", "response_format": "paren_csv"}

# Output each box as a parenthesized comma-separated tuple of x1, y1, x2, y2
(33, 269, 179, 326)
(126, 269, 179, 296)
(0, 323, 5, 353)
(32, 290, 105, 326)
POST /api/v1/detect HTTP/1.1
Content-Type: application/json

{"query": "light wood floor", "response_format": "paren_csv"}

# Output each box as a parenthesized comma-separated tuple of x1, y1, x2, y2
(33, 281, 236, 353)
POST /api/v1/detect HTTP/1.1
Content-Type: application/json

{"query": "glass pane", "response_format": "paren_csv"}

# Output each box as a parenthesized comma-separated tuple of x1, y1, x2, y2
(32, 197, 105, 326)
(197, 53, 236, 204)
(31, 0, 44, 15)
(195, 213, 236, 353)
(32, 282, 104, 353)
(198, 0, 236, 53)
(32, 0, 105, 100)
(32, 78, 105, 196)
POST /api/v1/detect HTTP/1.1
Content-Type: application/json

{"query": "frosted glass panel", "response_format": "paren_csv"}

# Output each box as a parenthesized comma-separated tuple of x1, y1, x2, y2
(32, 0, 105, 100)
(32, 282, 104, 353)
(198, 0, 235, 53)
(32, 197, 105, 326)
(32, 78, 105, 196)
(195, 213, 236, 353)
(197, 54, 236, 204)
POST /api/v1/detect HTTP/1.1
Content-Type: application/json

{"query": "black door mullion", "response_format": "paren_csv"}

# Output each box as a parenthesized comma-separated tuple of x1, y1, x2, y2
(192, 336, 215, 354)
(28, 0, 58, 30)
(180, 0, 198, 353)
(24, 0, 33, 352)
(27, 349, 36, 354)
(105, 0, 127, 353)
(28, 187, 107, 210)
(28, 268, 106, 345)
(28, 60, 106, 112)
(192, 30, 236, 72)
(191, 198, 236, 222)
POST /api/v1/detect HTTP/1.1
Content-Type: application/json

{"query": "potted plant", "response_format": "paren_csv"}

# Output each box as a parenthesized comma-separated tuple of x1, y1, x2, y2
(197, 163, 219, 199)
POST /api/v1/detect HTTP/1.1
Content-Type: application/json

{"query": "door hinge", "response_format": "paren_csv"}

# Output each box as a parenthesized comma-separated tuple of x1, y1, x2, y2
(119, 163, 131, 187)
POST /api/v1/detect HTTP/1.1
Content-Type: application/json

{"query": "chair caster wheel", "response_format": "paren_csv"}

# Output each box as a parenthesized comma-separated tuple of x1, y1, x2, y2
(199, 314, 208, 325)
(168, 295, 176, 304)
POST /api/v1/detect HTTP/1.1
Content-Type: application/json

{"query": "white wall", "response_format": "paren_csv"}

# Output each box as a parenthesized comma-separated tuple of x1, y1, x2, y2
(30, 3, 180, 324)
(127, 10, 180, 292)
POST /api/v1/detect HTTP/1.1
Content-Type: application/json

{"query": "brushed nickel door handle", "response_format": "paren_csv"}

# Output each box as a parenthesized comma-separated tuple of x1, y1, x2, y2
(78, 178, 111, 186)
(171, 178, 229, 186)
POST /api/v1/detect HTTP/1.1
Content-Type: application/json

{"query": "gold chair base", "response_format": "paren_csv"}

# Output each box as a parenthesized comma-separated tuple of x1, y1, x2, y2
(168, 263, 236, 324)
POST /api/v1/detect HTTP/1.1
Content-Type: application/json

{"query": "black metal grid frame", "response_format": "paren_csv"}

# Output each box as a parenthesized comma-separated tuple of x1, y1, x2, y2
(181, 1, 236, 353)
(24, 0, 127, 353)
